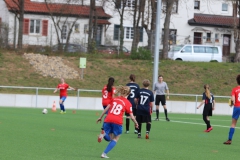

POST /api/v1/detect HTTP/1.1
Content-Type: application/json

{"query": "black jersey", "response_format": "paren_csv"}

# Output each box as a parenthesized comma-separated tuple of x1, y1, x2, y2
(136, 88, 154, 115)
(126, 82, 140, 108)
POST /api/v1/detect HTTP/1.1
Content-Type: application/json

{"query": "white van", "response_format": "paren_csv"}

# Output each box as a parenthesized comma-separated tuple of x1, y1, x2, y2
(168, 45, 222, 62)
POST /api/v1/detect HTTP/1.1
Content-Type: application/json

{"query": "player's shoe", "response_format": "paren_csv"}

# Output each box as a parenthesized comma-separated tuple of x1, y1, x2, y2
(207, 127, 213, 132)
(63, 111, 66, 114)
(137, 134, 141, 138)
(154, 118, 159, 121)
(145, 133, 149, 139)
(166, 118, 170, 121)
(223, 140, 232, 145)
(60, 110, 64, 114)
(134, 130, 138, 134)
(98, 130, 105, 143)
(101, 153, 109, 158)
(125, 131, 129, 134)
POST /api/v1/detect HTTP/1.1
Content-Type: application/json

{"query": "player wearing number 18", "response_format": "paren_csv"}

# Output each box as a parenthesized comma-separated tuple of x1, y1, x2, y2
(96, 86, 138, 158)
(136, 79, 154, 139)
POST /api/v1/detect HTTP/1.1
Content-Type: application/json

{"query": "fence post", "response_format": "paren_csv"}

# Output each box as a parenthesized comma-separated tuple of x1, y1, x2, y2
(77, 90, 80, 109)
(36, 87, 38, 108)
(195, 95, 198, 114)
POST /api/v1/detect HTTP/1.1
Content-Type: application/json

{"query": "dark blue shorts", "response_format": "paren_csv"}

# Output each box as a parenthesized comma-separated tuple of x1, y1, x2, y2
(104, 122, 122, 136)
(232, 107, 240, 120)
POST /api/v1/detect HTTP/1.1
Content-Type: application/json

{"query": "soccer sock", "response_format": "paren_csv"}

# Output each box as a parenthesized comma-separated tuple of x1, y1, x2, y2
(138, 123, 142, 135)
(104, 140, 117, 154)
(60, 104, 63, 111)
(126, 118, 130, 131)
(203, 116, 209, 129)
(146, 123, 151, 133)
(208, 120, 211, 128)
(156, 109, 159, 119)
(228, 127, 235, 140)
(104, 134, 110, 142)
(164, 109, 168, 118)
(62, 104, 65, 111)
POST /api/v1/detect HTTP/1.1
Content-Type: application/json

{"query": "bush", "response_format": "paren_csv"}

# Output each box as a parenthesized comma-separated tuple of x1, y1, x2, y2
(130, 47, 152, 60)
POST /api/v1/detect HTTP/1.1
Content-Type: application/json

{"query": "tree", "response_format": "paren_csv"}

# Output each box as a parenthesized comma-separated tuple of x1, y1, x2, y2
(162, 0, 177, 59)
(4, 0, 24, 49)
(44, 0, 83, 51)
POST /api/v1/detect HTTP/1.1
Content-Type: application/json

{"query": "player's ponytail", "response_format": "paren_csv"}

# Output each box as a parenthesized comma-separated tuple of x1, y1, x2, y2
(204, 84, 211, 99)
(129, 74, 136, 82)
(107, 77, 115, 92)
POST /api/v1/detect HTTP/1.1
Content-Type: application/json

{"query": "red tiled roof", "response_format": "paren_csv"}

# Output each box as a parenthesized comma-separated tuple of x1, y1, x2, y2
(95, 19, 111, 25)
(188, 13, 238, 27)
(4, 0, 111, 19)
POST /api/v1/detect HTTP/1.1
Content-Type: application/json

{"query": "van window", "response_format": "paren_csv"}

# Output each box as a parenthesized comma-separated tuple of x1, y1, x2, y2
(181, 46, 192, 53)
(206, 47, 218, 54)
(194, 46, 205, 53)
(170, 45, 183, 51)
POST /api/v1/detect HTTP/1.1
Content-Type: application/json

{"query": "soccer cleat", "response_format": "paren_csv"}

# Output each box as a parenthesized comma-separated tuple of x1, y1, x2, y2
(137, 134, 141, 138)
(60, 110, 64, 114)
(101, 153, 109, 158)
(134, 130, 138, 134)
(125, 131, 129, 134)
(98, 130, 105, 143)
(154, 118, 159, 121)
(63, 111, 66, 114)
(166, 118, 170, 121)
(223, 140, 232, 145)
(207, 127, 213, 132)
(145, 133, 149, 139)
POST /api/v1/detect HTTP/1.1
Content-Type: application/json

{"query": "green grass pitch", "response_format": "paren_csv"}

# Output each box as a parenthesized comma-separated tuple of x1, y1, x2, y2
(0, 107, 239, 160)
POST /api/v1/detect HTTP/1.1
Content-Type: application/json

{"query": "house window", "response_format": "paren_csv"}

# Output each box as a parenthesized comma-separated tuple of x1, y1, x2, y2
(215, 33, 219, 42)
(161, 29, 177, 45)
(75, 24, 79, 33)
(194, 1, 200, 10)
(126, 0, 135, 9)
(30, 19, 41, 34)
(114, 25, 143, 42)
(162, 0, 178, 13)
(222, 3, 228, 11)
(84, 24, 88, 34)
(115, 0, 121, 9)
(61, 25, 67, 40)
(206, 33, 211, 42)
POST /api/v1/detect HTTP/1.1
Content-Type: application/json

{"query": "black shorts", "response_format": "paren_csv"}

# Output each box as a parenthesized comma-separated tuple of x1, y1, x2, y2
(155, 95, 166, 106)
(203, 104, 212, 116)
(136, 115, 152, 123)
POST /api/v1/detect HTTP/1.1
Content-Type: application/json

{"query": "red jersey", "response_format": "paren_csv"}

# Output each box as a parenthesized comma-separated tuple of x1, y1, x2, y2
(102, 85, 116, 106)
(231, 86, 240, 107)
(57, 83, 69, 97)
(104, 97, 132, 125)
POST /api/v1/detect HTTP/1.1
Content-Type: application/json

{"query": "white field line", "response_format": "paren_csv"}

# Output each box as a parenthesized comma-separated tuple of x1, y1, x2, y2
(158, 117, 231, 122)
(154, 118, 240, 129)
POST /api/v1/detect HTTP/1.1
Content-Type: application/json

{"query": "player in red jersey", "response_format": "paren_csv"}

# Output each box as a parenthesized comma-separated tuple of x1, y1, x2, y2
(96, 86, 138, 158)
(101, 77, 115, 130)
(224, 74, 240, 145)
(53, 78, 76, 114)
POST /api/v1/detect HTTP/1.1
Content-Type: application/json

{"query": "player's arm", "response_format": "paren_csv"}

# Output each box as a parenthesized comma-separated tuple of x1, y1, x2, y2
(212, 100, 216, 110)
(96, 105, 110, 123)
(69, 86, 76, 90)
(53, 88, 58, 93)
(197, 100, 204, 109)
(231, 95, 235, 106)
(129, 113, 138, 128)
(166, 89, 169, 99)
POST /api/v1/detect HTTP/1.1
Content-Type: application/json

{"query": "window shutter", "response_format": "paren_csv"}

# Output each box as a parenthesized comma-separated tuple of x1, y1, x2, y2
(42, 20, 48, 36)
(115, 0, 121, 9)
(23, 19, 29, 35)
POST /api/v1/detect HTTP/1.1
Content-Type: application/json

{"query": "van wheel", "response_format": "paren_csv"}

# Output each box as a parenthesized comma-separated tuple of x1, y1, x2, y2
(175, 58, 182, 61)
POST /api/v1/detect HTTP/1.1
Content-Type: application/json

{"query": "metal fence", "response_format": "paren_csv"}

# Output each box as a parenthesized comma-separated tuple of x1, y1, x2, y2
(0, 86, 230, 109)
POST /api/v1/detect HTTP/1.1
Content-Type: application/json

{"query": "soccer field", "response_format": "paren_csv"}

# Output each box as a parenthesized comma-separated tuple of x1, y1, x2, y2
(0, 107, 239, 160)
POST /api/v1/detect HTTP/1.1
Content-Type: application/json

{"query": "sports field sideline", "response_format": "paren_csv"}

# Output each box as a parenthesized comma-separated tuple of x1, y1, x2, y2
(0, 107, 239, 160)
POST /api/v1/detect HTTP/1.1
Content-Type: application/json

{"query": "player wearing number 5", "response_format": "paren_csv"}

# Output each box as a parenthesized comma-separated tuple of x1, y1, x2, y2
(136, 79, 154, 139)
(101, 77, 116, 130)
(96, 86, 138, 158)
(126, 74, 140, 134)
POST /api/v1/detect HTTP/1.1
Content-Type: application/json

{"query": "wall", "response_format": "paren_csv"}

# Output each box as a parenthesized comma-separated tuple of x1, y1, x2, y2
(0, 93, 233, 115)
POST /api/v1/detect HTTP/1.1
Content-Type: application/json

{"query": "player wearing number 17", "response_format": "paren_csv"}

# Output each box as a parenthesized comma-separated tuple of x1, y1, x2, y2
(136, 79, 154, 139)
(96, 86, 138, 158)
